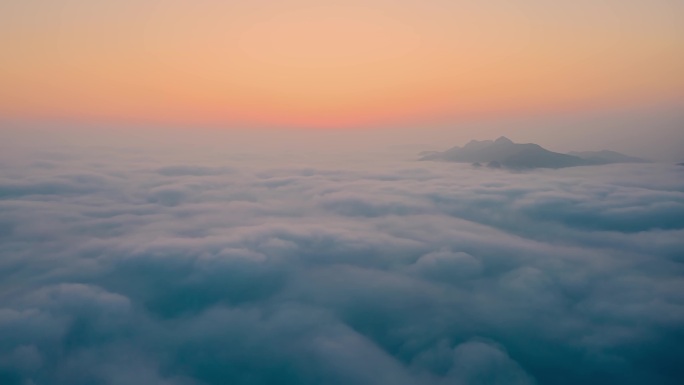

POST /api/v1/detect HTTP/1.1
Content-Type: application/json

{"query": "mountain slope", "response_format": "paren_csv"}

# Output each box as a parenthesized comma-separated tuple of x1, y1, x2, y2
(568, 150, 648, 164)
(420, 137, 641, 169)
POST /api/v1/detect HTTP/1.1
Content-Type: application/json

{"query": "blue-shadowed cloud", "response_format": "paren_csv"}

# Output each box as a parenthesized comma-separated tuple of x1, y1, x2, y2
(0, 147, 683, 385)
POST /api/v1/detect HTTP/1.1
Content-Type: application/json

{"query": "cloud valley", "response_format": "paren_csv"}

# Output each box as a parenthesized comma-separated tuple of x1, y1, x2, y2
(0, 145, 683, 385)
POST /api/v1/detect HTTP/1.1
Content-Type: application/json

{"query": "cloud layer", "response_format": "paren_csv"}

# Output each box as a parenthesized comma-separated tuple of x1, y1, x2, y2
(1, 147, 683, 385)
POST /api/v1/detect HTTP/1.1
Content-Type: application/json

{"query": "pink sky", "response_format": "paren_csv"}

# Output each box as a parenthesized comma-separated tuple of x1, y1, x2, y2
(1, 0, 683, 130)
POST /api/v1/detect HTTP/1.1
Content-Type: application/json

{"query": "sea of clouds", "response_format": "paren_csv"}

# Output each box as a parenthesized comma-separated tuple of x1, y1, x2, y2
(1, 144, 683, 385)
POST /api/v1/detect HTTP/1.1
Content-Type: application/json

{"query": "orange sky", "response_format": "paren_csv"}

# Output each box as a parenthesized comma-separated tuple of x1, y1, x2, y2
(1, 0, 683, 129)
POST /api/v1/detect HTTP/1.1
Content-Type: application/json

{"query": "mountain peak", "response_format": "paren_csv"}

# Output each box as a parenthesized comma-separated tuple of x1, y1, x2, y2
(421, 136, 648, 169)
(420, 136, 587, 168)
(494, 136, 513, 145)
(463, 139, 494, 150)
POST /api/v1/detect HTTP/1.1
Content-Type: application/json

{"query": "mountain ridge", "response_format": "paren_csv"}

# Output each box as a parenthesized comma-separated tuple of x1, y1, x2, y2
(421, 137, 647, 169)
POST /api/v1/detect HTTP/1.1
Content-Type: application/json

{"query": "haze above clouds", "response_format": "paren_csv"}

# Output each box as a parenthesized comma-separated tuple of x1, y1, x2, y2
(1, 139, 683, 385)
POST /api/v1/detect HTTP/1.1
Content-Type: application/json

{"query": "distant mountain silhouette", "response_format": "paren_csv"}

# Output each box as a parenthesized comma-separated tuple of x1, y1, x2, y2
(568, 150, 647, 164)
(421, 137, 646, 169)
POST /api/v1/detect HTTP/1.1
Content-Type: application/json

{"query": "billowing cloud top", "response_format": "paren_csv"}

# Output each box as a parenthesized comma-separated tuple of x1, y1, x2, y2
(0, 145, 683, 385)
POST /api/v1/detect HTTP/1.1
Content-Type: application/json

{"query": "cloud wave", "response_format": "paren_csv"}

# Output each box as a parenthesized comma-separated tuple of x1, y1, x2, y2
(1, 148, 683, 385)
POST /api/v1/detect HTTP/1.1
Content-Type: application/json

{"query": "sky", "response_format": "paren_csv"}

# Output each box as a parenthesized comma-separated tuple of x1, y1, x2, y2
(2, 3, 684, 383)
(1, 0, 683, 132)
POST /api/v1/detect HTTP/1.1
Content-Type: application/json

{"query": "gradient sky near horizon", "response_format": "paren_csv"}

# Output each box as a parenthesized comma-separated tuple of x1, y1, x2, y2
(1, 0, 683, 129)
